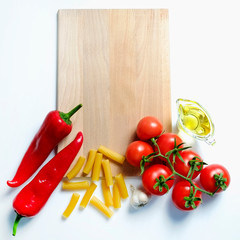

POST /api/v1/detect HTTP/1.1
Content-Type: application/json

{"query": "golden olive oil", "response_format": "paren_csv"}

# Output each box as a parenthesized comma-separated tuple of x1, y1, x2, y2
(176, 99, 215, 145)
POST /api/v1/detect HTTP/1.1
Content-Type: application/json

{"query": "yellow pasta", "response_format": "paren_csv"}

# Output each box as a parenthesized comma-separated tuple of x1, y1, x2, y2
(90, 196, 114, 218)
(91, 153, 103, 181)
(102, 160, 113, 186)
(79, 182, 97, 208)
(113, 182, 121, 208)
(115, 173, 129, 199)
(83, 149, 97, 175)
(62, 193, 80, 218)
(66, 156, 85, 180)
(101, 179, 113, 207)
(62, 181, 90, 190)
(98, 145, 125, 164)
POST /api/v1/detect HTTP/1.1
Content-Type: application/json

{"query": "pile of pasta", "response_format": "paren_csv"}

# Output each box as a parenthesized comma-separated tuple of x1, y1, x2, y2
(62, 146, 129, 219)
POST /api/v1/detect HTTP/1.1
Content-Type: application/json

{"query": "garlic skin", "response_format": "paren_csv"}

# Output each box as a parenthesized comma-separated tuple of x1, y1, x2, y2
(130, 185, 150, 209)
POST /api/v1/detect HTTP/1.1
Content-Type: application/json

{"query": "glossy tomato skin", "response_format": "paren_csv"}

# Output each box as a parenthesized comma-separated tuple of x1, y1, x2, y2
(200, 164, 230, 193)
(142, 164, 174, 195)
(172, 181, 202, 211)
(155, 133, 183, 155)
(126, 141, 154, 167)
(154, 133, 183, 164)
(174, 150, 203, 179)
(136, 116, 163, 141)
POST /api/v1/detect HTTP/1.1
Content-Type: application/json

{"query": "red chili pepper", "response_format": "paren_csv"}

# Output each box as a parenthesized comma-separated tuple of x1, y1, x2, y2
(7, 104, 82, 188)
(12, 131, 83, 236)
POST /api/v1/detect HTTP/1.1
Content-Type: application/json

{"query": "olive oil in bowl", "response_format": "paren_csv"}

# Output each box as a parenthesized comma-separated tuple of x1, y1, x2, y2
(176, 99, 216, 145)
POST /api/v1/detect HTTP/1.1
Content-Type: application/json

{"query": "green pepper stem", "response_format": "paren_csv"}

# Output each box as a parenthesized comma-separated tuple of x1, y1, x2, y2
(65, 104, 83, 118)
(13, 213, 23, 236)
(59, 103, 83, 125)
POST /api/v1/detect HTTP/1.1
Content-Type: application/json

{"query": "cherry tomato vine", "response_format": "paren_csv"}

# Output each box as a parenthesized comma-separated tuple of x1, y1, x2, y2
(142, 137, 229, 209)
(126, 116, 230, 211)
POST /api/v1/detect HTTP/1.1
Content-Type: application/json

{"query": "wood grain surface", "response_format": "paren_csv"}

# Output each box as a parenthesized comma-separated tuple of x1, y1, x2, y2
(57, 9, 171, 177)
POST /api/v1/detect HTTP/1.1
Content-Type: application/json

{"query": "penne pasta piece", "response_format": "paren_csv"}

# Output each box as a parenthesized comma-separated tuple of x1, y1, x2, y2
(62, 181, 90, 190)
(66, 156, 86, 180)
(90, 196, 114, 218)
(115, 173, 129, 199)
(98, 145, 125, 164)
(79, 182, 97, 208)
(113, 182, 121, 208)
(101, 179, 113, 207)
(83, 149, 97, 175)
(62, 193, 80, 218)
(91, 153, 103, 181)
(102, 160, 113, 186)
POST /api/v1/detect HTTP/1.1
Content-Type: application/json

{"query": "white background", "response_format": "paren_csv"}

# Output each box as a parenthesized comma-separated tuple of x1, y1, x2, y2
(1, 0, 239, 239)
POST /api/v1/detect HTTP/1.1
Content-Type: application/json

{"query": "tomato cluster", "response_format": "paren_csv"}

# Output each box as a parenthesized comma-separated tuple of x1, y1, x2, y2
(126, 116, 230, 211)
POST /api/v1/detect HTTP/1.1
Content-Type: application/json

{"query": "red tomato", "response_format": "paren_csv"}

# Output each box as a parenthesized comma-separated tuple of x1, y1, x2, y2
(174, 150, 203, 179)
(200, 164, 230, 193)
(154, 133, 183, 163)
(142, 164, 174, 195)
(136, 116, 163, 141)
(172, 180, 202, 211)
(126, 141, 154, 167)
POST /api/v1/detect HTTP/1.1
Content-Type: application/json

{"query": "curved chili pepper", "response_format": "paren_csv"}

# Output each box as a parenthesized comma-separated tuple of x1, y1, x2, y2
(12, 131, 83, 236)
(7, 104, 82, 188)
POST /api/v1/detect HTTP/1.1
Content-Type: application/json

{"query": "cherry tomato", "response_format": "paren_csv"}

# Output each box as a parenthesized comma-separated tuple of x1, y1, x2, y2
(136, 116, 163, 140)
(154, 133, 183, 164)
(142, 164, 174, 195)
(200, 164, 230, 193)
(174, 150, 203, 179)
(126, 141, 154, 167)
(172, 180, 202, 211)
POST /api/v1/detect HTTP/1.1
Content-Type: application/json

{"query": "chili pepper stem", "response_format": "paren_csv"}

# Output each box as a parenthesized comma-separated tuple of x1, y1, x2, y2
(66, 104, 83, 118)
(59, 104, 83, 125)
(12, 213, 23, 236)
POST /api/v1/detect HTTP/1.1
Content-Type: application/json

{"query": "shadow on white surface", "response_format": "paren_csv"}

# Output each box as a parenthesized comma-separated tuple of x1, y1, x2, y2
(4, 186, 16, 197)
(127, 194, 160, 214)
(166, 197, 191, 222)
(200, 190, 222, 209)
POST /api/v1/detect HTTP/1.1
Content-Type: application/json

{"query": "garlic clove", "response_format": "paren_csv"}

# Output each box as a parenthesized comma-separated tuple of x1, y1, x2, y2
(130, 185, 150, 209)
(138, 192, 149, 204)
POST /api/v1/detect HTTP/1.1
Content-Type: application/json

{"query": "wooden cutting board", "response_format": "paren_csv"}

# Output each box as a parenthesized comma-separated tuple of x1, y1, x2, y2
(57, 9, 171, 177)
